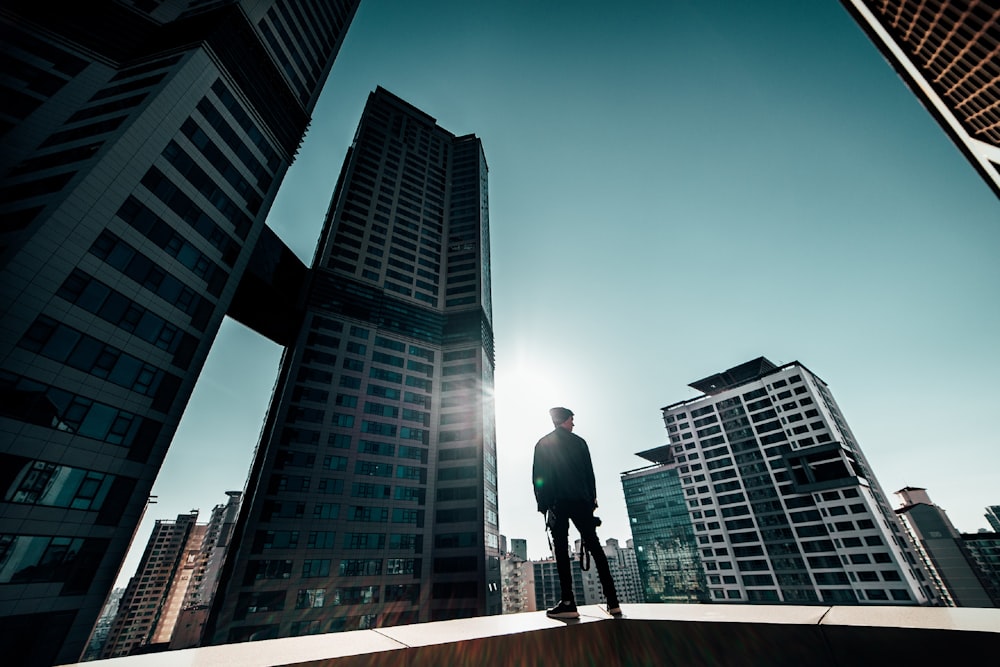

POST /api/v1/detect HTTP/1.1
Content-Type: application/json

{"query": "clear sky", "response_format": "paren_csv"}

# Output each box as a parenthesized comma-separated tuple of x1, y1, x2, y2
(119, 0, 998, 584)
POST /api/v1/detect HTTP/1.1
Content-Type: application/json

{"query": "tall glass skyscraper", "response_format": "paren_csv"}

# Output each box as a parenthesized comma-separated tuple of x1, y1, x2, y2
(0, 2, 359, 664)
(632, 357, 936, 606)
(206, 87, 500, 643)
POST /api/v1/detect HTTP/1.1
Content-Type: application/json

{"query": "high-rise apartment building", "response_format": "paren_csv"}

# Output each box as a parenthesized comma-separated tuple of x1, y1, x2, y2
(500, 552, 535, 614)
(572, 537, 645, 606)
(533, 559, 570, 612)
(622, 448, 708, 603)
(100, 511, 204, 658)
(648, 357, 935, 605)
(840, 0, 1000, 197)
(169, 490, 243, 649)
(895, 487, 995, 607)
(0, 2, 359, 664)
(206, 87, 499, 643)
(602, 538, 645, 605)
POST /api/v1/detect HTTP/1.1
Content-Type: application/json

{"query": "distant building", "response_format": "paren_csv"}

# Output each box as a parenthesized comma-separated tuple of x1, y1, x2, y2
(532, 559, 565, 612)
(98, 492, 242, 657)
(604, 539, 645, 604)
(101, 512, 203, 658)
(986, 506, 1000, 533)
(500, 552, 535, 614)
(510, 538, 528, 562)
(573, 538, 645, 605)
(169, 491, 242, 649)
(895, 487, 995, 607)
(81, 587, 124, 661)
(960, 532, 1000, 608)
(640, 357, 934, 605)
(840, 0, 1000, 197)
(622, 454, 708, 603)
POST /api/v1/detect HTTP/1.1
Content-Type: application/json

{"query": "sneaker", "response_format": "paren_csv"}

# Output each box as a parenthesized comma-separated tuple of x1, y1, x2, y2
(606, 596, 622, 615)
(546, 600, 579, 619)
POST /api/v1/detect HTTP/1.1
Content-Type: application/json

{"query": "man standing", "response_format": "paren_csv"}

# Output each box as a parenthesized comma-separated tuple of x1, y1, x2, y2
(532, 407, 621, 618)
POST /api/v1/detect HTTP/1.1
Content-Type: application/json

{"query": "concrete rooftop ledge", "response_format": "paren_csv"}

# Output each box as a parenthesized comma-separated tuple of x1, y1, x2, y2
(68, 604, 1000, 666)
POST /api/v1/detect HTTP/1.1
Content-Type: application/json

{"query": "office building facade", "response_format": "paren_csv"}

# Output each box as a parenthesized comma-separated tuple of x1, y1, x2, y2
(840, 0, 1000, 197)
(0, 2, 359, 663)
(207, 87, 499, 643)
(622, 450, 708, 603)
(960, 532, 1000, 607)
(650, 357, 935, 605)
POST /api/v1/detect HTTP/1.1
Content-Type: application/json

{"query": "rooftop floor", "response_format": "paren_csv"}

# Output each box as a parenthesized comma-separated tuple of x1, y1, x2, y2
(68, 604, 1000, 666)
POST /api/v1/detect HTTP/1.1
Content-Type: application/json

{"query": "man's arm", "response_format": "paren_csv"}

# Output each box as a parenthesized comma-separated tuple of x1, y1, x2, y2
(582, 440, 597, 507)
(532, 441, 551, 513)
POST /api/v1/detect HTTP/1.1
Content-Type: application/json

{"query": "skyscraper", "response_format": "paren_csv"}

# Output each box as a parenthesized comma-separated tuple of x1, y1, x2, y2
(100, 511, 203, 658)
(206, 87, 499, 643)
(650, 357, 935, 605)
(840, 0, 1000, 197)
(0, 2, 359, 664)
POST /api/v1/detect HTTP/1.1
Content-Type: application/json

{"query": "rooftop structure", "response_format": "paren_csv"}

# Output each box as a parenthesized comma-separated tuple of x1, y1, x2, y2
(840, 0, 1000, 197)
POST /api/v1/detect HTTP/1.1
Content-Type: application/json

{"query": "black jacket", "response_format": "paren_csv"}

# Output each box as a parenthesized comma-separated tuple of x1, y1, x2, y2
(532, 426, 597, 512)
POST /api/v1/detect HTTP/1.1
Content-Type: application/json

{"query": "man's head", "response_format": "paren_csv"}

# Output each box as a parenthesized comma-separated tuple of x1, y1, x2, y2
(549, 407, 574, 431)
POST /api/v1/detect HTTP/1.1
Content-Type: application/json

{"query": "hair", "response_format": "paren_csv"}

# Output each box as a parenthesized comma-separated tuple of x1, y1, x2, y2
(549, 407, 574, 425)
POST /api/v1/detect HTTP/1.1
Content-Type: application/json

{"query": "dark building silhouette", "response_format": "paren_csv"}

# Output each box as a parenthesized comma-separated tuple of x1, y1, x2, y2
(0, 2, 360, 664)
(840, 0, 1000, 197)
(206, 87, 500, 643)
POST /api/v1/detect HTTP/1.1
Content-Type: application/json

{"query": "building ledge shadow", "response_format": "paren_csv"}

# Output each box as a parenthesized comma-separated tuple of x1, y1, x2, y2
(68, 604, 1000, 667)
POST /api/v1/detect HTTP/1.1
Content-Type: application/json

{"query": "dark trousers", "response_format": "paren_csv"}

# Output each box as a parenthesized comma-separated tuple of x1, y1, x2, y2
(550, 499, 619, 604)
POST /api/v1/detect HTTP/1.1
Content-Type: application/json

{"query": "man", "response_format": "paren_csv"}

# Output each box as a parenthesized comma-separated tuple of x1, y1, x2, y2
(532, 407, 621, 618)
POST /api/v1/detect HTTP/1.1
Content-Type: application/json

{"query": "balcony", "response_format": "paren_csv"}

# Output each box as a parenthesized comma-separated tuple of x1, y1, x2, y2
(69, 603, 999, 666)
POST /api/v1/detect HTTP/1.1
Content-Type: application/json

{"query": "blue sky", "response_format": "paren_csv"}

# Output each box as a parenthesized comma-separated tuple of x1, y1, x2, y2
(121, 0, 998, 581)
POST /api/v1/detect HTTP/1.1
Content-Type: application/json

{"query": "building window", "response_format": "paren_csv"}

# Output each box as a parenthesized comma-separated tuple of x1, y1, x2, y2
(295, 589, 325, 608)
(302, 559, 331, 577)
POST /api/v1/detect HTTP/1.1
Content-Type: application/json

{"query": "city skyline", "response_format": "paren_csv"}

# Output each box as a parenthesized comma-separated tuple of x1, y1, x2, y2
(122, 0, 997, 588)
